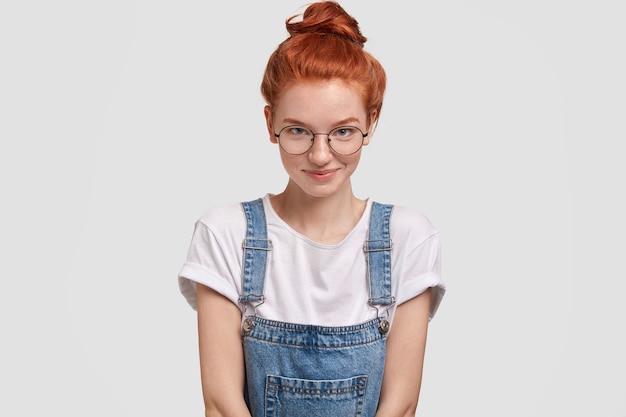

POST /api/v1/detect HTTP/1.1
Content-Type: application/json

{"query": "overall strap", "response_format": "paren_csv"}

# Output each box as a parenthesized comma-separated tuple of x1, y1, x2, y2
(364, 202, 395, 308)
(239, 199, 271, 305)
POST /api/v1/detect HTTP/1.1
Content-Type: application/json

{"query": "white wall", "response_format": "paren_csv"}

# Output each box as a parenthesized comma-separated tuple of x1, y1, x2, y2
(1, 1, 624, 415)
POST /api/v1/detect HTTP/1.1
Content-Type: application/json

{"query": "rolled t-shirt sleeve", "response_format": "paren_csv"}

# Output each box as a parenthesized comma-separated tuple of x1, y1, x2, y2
(397, 233, 445, 319)
(391, 207, 446, 320)
(178, 212, 243, 311)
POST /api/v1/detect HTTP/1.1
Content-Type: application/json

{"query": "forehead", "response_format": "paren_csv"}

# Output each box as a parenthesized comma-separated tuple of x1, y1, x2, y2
(273, 79, 367, 124)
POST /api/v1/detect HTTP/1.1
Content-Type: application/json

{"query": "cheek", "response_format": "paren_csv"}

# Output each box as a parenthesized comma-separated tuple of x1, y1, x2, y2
(341, 153, 362, 168)
(279, 151, 299, 170)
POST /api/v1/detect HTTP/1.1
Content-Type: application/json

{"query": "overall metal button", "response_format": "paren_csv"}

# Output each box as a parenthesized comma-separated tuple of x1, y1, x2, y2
(243, 317, 255, 332)
(379, 320, 390, 334)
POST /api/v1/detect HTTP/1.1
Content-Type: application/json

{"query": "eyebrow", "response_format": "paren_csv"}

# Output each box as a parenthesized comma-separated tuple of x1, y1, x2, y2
(281, 117, 361, 126)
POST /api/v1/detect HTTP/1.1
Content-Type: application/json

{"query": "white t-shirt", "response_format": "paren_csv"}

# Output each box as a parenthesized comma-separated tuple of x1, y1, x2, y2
(178, 194, 445, 327)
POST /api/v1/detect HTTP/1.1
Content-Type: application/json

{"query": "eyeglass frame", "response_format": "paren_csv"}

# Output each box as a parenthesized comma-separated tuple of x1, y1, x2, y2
(273, 125, 369, 156)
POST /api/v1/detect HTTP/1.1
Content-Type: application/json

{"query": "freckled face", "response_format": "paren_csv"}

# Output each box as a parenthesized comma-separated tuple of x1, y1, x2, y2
(265, 80, 372, 199)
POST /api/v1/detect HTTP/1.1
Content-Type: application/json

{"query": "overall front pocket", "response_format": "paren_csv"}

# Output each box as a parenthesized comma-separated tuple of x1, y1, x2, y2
(264, 374, 368, 417)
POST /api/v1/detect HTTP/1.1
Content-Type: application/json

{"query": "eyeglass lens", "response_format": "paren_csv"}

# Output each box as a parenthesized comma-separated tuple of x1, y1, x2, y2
(277, 126, 365, 155)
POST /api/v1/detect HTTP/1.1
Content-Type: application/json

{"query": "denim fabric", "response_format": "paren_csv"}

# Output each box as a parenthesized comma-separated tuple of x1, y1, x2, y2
(239, 199, 393, 417)
(239, 200, 271, 304)
(365, 202, 395, 307)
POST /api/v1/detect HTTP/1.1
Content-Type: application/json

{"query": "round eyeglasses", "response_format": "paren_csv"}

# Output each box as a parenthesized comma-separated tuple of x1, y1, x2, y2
(274, 125, 368, 156)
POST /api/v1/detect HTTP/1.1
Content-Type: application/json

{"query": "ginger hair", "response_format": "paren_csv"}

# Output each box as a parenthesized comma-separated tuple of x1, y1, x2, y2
(261, 1, 386, 126)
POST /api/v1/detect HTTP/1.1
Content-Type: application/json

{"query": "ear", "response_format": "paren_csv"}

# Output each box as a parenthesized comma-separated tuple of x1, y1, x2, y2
(364, 110, 378, 146)
(264, 106, 277, 143)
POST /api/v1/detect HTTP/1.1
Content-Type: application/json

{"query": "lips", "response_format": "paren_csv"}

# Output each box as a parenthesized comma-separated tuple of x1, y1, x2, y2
(305, 169, 338, 180)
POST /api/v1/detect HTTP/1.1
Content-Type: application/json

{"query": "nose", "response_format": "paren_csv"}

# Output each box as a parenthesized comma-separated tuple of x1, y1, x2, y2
(307, 133, 334, 165)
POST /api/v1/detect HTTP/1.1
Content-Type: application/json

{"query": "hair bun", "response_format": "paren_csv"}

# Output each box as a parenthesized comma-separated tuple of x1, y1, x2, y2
(286, 1, 367, 47)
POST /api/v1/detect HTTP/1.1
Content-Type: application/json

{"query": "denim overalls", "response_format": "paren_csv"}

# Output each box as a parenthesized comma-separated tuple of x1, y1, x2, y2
(239, 198, 394, 417)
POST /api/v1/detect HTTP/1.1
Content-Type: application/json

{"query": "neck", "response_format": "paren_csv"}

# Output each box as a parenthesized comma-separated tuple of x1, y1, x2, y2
(270, 183, 366, 244)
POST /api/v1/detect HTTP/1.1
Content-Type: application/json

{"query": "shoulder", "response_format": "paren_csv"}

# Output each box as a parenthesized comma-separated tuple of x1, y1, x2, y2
(195, 201, 247, 238)
(197, 201, 244, 224)
(387, 204, 439, 247)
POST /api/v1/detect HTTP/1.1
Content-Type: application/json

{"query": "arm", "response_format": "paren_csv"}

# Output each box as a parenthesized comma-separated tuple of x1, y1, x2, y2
(375, 288, 432, 417)
(196, 283, 252, 417)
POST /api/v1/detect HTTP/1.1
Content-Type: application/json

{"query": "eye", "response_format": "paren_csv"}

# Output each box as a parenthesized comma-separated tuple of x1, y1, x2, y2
(330, 126, 360, 141)
(287, 126, 311, 136)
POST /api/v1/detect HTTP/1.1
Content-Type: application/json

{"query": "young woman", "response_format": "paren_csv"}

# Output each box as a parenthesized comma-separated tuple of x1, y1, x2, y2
(178, 2, 446, 416)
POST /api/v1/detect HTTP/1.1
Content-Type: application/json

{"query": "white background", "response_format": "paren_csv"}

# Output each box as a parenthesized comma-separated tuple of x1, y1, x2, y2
(1, 1, 624, 416)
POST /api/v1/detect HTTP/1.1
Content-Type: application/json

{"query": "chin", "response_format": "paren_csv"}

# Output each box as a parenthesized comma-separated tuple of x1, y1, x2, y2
(294, 180, 352, 200)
